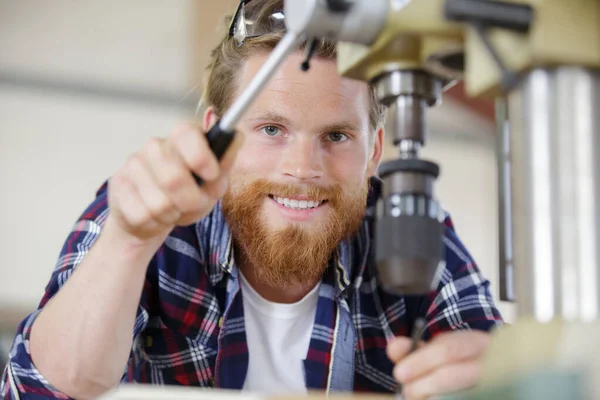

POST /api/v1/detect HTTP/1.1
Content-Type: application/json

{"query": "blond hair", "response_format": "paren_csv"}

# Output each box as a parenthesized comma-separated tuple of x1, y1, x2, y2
(201, 0, 386, 133)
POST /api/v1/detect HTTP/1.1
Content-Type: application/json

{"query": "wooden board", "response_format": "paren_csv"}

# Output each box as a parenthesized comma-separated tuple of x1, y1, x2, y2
(99, 385, 393, 400)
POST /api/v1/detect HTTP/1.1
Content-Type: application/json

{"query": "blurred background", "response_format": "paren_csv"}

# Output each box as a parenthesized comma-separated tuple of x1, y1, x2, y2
(0, 0, 515, 367)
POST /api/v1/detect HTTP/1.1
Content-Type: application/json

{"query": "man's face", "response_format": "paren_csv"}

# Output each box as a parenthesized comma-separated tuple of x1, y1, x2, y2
(213, 51, 383, 288)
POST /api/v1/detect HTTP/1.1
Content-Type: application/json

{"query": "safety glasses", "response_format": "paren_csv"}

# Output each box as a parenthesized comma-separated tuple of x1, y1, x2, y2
(227, 0, 287, 47)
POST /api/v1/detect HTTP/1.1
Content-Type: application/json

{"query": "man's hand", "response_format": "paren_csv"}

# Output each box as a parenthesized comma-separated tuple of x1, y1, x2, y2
(387, 330, 491, 400)
(107, 123, 242, 245)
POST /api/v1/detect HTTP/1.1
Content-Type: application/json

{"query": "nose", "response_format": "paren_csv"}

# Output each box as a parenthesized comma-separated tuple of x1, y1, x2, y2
(280, 136, 324, 181)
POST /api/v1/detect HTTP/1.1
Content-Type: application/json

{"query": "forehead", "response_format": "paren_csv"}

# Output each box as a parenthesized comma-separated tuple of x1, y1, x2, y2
(236, 51, 371, 125)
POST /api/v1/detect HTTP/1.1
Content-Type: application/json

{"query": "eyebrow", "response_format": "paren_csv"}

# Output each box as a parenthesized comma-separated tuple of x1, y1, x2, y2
(248, 111, 362, 133)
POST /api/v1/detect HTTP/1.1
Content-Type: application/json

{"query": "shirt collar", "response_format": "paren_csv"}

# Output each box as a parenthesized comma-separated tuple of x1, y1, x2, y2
(332, 173, 382, 296)
(198, 176, 382, 295)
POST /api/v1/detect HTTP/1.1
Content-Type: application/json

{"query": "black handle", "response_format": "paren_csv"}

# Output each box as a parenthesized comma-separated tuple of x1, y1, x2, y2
(326, 0, 352, 12)
(445, 0, 534, 33)
(193, 121, 236, 186)
(301, 38, 320, 72)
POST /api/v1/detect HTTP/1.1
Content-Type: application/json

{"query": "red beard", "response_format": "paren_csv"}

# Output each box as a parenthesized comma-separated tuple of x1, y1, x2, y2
(221, 177, 369, 288)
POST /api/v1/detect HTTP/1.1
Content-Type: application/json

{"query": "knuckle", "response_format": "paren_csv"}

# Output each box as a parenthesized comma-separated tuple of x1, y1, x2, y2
(114, 196, 150, 229)
(169, 127, 185, 143)
(169, 124, 199, 144)
(150, 196, 176, 217)
(162, 168, 187, 192)
(109, 171, 128, 190)
(125, 154, 145, 173)
(170, 123, 197, 135)
(194, 157, 209, 173)
(169, 129, 214, 173)
(147, 203, 178, 227)
(127, 208, 152, 228)
(189, 146, 213, 172)
(144, 137, 164, 156)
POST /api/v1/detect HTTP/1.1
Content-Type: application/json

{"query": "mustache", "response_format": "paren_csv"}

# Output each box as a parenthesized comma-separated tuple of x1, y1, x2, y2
(248, 179, 342, 203)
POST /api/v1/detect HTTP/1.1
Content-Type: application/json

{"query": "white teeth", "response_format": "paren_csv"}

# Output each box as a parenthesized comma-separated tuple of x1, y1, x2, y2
(273, 196, 322, 210)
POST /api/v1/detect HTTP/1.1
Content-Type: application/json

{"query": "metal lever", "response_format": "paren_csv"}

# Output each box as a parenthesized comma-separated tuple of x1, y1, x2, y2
(445, 0, 534, 92)
(301, 38, 319, 71)
(194, 31, 304, 186)
(325, 0, 353, 12)
(444, 0, 534, 33)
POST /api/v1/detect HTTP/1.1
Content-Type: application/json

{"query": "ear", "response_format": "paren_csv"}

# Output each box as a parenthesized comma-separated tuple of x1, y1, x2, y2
(202, 106, 220, 132)
(366, 126, 384, 177)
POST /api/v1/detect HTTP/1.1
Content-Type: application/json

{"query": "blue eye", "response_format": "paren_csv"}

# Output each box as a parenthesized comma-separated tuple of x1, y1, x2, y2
(262, 125, 281, 137)
(328, 132, 348, 142)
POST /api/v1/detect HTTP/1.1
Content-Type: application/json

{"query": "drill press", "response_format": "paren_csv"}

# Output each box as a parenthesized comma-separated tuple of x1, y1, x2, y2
(191, 0, 600, 396)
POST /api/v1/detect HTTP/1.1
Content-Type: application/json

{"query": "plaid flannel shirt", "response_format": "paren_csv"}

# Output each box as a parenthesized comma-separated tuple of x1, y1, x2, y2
(1, 177, 503, 399)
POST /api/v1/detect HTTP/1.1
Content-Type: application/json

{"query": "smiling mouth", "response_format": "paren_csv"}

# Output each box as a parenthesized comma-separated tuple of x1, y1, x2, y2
(268, 194, 328, 210)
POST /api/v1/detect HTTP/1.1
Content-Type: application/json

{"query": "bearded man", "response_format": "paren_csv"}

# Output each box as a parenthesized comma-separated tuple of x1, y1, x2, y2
(1, 1, 503, 399)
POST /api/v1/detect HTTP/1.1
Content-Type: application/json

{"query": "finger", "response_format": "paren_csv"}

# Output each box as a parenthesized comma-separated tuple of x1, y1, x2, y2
(394, 331, 490, 384)
(125, 152, 180, 226)
(144, 136, 213, 213)
(170, 124, 221, 182)
(386, 337, 424, 363)
(177, 176, 229, 226)
(109, 173, 159, 232)
(402, 360, 482, 400)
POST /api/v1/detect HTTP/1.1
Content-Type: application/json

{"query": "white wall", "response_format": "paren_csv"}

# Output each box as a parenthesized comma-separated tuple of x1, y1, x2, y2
(0, 0, 199, 93)
(0, 1, 515, 325)
(0, 0, 218, 321)
(0, 87, 190, 309)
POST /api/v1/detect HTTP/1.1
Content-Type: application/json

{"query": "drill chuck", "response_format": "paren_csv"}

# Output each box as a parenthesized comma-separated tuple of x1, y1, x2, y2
(375, 159, 445, 295)
(375, 193, 444, 295)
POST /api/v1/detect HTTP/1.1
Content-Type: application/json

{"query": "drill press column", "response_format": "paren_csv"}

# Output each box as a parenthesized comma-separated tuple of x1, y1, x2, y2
(509, 67, 600, 322)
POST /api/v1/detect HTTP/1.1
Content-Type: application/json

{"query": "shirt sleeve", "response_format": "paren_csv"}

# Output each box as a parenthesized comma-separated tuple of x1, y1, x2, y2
(421, 214, 504, 339)
(1, 183, 150, 400)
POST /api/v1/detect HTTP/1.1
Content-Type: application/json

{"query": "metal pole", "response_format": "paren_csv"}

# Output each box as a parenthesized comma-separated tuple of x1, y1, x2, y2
(496, 96, 516, 302)
(220, 32, 303, 132)
(509, 67, 600, 322)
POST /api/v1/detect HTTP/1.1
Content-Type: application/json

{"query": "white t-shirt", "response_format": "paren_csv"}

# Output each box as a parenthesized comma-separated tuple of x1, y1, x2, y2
(239, 272, 320, 395)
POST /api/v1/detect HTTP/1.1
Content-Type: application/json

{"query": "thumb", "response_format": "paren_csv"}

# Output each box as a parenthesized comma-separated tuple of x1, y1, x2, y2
(387, 337, 411, 363)
(387, 335, 429, 364)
